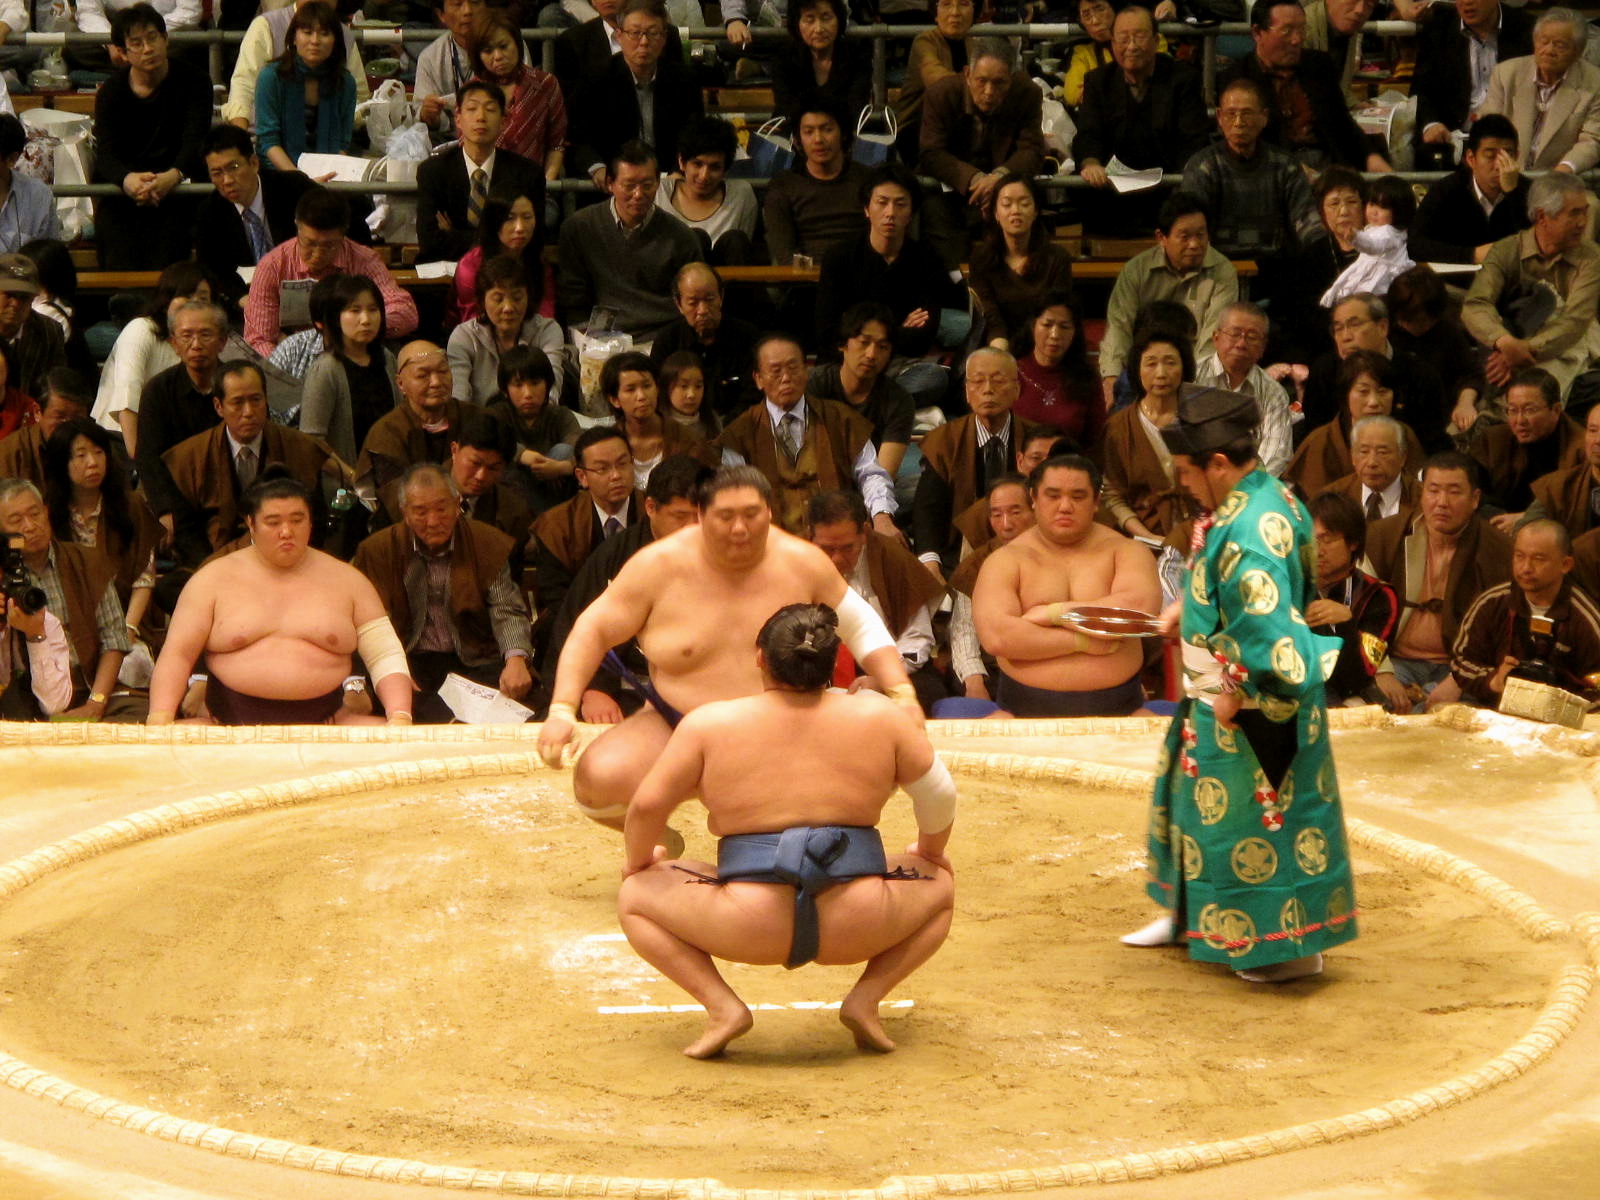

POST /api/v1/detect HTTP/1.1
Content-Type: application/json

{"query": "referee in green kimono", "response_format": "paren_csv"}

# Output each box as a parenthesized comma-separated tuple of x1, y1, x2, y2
(1124, 387, 1359, 983)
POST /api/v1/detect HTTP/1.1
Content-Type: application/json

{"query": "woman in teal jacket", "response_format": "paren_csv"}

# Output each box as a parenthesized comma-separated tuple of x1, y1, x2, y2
(255, 1, 356, 171)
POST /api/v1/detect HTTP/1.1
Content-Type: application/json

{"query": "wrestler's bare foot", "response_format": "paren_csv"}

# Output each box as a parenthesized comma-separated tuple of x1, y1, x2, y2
(839, 997, 896, 1053)
(1236, 953, 1324, 983)
(1120, 913, 1179, 947)
(683, 1000, 753, 1059)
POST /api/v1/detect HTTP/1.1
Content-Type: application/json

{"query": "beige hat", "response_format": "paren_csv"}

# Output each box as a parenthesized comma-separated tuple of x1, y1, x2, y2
(0, 254, 40, 297)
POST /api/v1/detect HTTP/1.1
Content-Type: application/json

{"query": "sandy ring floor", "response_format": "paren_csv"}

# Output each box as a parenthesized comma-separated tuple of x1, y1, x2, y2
(0, 732, 1594, 1197)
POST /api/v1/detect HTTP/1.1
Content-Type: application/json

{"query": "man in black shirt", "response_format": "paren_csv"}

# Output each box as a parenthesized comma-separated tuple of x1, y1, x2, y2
(816, 163, 961, 361)
(134, 301, 228, 537)
(647, 263, 760, 420)
(90, 4, 212, 270)
(1410, 115, 1533, 266)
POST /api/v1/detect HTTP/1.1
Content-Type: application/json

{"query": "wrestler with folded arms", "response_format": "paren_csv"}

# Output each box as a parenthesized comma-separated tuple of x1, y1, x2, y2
(147, 476, 414, 726)
(537, 466, 919, 842)
(619, 602, 956, 1058)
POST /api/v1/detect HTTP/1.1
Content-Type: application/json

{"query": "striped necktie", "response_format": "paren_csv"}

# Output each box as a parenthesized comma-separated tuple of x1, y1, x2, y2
(467, 168, 487, 228)
(242, 206, 272, 263)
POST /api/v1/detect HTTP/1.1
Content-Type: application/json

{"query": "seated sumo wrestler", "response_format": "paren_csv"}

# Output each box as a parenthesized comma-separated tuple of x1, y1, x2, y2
(972, 453, 1163, 716)
(146, 474, 414, 726)
(618, 602, 956, 1059)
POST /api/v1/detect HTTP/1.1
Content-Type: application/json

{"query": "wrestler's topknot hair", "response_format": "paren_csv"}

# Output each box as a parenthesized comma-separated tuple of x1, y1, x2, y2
(758, 603, 841, 692)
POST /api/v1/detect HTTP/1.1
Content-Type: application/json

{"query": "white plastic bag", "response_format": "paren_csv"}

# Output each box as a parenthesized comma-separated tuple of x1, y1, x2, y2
(357, 79, 415, 149)
(19, 108, 92, 241)
(573, 326, 635, 419)
(1353, 90, 1416, 172)
(366, 122, 431, 245)
(1037, 79, 1075, 171)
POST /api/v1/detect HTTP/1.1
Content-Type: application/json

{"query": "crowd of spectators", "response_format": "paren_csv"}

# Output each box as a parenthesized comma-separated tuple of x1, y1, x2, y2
(6, 0, 1600, 727)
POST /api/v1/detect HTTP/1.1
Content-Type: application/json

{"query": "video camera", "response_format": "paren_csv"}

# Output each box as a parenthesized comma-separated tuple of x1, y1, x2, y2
(2, 533, 46, 617)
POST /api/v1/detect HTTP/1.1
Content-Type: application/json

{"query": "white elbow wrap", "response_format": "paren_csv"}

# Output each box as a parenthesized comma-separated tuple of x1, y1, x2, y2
(356, 616, 410, 683)
(905, 758, 956, 835)
(835, 587, 896, 661)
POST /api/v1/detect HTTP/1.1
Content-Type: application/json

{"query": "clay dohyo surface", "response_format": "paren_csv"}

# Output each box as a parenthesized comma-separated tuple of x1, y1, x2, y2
(0, 768, 1573, 1190)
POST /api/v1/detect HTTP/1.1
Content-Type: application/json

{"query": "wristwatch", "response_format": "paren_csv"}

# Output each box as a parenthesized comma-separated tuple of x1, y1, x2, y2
(88, 691, 108, 705)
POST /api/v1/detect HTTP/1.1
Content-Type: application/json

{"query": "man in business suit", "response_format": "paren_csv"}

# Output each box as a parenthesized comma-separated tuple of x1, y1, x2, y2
(569, 0, 703, 186)
(551, 0, 684, 108)
(163, 362, 341, 568)
(1479, 8, 1600, 173)
(1071, 8, 1207, 234)
(1412, 0, 1533, 167)
(196, 125, 373, 306)
(530, 425, 643, 659)
(1221, 0, 1389, 173)
(415, 81, 544, 264)
(1409, 115, 1532, 265)
(912, 348, 1041, 580)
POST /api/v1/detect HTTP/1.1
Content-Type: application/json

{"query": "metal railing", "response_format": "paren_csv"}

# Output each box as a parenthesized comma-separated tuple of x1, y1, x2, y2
(9, 18, 1420, 105)
(26, 18, 1433, 203)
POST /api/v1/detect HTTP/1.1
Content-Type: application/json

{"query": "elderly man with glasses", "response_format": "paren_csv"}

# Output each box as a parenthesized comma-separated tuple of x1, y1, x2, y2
(1193, 301, 1294, 476)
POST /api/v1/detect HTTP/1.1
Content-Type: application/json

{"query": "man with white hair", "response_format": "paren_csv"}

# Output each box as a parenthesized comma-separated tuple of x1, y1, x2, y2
(1192, 300, 1293, 476)
(1479, 8, 1600, 173)
(1462, 171, 1600, 394)
(1322, 415, 1421, 529)
(351, 462, 533, 724)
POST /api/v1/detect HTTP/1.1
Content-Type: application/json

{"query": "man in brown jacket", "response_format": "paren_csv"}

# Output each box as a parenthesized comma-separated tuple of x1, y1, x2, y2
(1450, 518, 1600, 706)
(163, 362, 344, 568)
(1527, 402, 1600, 536)
(0, 374, 88, 486)
(1471, 367, 1585, 528)
(1363, 451, 1513, 712)
(1321, 414, 1422, 532)
(807, 489, 948, 713)
(918, 36, 1045, 264)
(913, 347, 1040, 578)
(0, 478, 131, 721)
(352, 463, 533, 723)
(715, 333, 897, 537)
(355, 341, 464, 510)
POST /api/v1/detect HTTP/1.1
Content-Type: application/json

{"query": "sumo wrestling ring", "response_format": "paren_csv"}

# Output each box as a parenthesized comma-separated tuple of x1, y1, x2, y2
(0, 707, 1596, 1200)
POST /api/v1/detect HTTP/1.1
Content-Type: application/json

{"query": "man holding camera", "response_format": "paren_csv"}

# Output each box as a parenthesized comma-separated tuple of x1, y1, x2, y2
(0, 478, 132, 721)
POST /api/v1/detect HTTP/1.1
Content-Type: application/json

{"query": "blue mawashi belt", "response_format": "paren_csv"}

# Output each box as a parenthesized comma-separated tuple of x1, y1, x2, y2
(676, 825, 922, 968)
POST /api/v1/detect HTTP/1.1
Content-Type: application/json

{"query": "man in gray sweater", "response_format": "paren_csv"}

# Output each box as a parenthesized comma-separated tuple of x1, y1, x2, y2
(557, 141, 702, 341)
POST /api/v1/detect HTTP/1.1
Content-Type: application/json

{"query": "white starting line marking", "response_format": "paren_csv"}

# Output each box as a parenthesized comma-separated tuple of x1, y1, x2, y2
(600, 1000, 916, 1015)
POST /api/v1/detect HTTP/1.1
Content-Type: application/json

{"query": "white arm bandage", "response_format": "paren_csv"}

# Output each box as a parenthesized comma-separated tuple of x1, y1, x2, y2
(904, 758, 956, 835)
(356, 616, 410, 684)
(835, 586, 896, 662)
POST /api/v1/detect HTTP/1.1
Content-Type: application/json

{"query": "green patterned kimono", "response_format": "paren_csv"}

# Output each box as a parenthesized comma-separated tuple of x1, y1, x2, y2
(1147, 468, 1359, 969)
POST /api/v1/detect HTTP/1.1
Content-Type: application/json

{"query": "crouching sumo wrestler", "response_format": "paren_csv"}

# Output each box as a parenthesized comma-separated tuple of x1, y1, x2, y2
(618, 603, 956, 1059)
